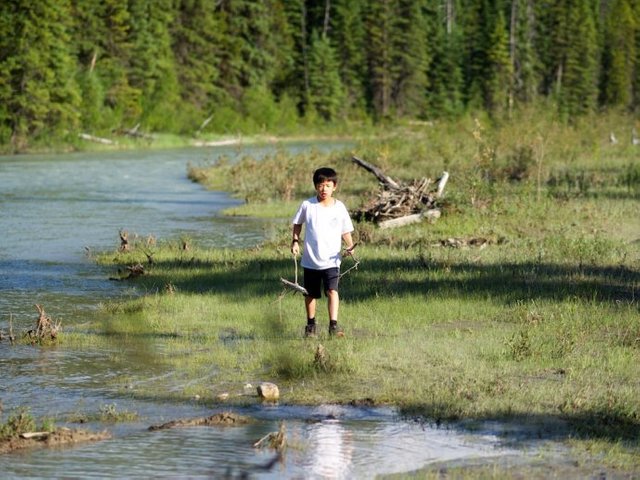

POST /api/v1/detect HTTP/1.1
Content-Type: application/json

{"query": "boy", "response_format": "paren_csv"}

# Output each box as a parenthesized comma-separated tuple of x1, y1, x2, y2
(291, 167, 355, 337)
(291, 167, 353, 336)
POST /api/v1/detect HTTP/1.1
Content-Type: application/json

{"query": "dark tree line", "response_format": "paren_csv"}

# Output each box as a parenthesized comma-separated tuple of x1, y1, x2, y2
(0, 0, 638, 149)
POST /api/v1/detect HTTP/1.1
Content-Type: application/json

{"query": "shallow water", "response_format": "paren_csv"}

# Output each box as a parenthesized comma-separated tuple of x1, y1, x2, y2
(0, 143, 539, 478)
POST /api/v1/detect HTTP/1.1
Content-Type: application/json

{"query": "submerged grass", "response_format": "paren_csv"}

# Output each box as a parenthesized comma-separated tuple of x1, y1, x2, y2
(80, 115, 640, 472)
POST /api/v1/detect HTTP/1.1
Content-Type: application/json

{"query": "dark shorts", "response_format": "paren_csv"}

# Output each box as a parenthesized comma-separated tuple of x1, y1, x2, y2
(303, 267, 339, 299)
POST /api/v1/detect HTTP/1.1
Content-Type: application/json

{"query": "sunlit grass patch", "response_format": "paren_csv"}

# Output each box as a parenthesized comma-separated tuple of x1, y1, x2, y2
(75, 119, 640, 472)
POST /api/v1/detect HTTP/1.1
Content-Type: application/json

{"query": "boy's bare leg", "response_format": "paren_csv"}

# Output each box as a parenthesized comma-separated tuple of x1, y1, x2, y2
(305, 295, 316, 320)
(327, 290, 343, 336)
(327, 289, 339, 321)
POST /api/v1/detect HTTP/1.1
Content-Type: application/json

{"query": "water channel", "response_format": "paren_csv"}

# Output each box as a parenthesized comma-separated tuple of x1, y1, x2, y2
(1, 143, 543, 478)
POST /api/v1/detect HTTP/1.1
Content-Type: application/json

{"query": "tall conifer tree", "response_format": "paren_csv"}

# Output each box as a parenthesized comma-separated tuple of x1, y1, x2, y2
(98, 0, 138, 125)
(331, 0, 368, 115)
(633, 0, 640, 109)
(217, 0, 284, 101)
(601, 0, 636, 109)
(510, 0, 540, 105)
(366, 0, 395, 118)
(128, 0, 180, 130)
(558, 0, 599, 117)
(281, 0, 311, 113)
(486, 9, 513, 116)
(426, 0, 464, 118)
(461, 0, 494, 110)
(0, 0, 80, 148)
(71, 0, 109, 131)
(171, 0, 223, 123)
(307, 30, 345, 120)
(391, 0, 431, 117)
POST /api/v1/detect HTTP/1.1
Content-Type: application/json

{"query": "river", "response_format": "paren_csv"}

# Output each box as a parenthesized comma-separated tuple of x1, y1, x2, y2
(0, 144, 533, 478)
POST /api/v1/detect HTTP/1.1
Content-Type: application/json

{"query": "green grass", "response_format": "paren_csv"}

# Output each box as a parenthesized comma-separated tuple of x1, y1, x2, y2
(72, 113, 640, 473)
(0, 408, 54, 441)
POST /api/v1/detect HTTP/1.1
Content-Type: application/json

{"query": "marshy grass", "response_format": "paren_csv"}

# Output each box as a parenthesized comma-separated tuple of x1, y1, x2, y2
(80, 114, 639, 472)
(0, 408, 55, 441)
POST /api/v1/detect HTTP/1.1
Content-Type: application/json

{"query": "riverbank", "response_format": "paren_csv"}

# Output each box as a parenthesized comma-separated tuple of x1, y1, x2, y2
(86, 227, 639, 475)
(73, 117, 640, 476)
(0, 122, 368, 156)
(7, 114, 632, 475)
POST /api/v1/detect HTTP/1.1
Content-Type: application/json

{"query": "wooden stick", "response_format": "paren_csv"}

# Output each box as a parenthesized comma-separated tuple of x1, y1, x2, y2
(352, 156, 401, 190)
(436, 171, 449, 197)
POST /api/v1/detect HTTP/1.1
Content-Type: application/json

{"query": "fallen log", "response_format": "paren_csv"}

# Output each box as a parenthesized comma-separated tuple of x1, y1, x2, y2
(20, 432, 51, 440)
(122, 123, 154, 140)
(352, 156, 401, 190)
(378, 209, 441, 229)
(1, 428, 111, 454)
(149, 412, 250, 431)
(78, 133, 116, 145)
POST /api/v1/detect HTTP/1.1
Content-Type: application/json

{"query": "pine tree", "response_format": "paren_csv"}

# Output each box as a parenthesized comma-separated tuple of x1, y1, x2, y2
(426, 0, 464, 118)
(391, 0, 431, 117)
(97, 0, 142, 128)
(280, 0, 310, 113)
(307, 30, 345, 120)
(70, 0, 109, 131)
(460, 0, 493, 110)
(0, 1, 80, 149)
(331, 0, 368, 116)
(171, 0, 223, 130)
(264, 0, 297, 102)
(128, 0, 180, 131)
(558, 0, 599, 117)
(633, 0, 640, 110)
(485, 9, 513, 116)
(366, 0, 396, 118)
(216, 0, 284, 101)
(601, 0, 636, 109)
(531, 0, 564, 97)
(510, 0, 540, 105)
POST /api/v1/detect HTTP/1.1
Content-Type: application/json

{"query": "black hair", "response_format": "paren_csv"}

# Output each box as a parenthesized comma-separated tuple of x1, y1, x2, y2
(313, 167, 338, 186)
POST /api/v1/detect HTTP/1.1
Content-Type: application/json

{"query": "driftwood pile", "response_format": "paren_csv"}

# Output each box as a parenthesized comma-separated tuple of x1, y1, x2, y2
(351, 156, 448, 229)
(27, 304, 61, 344)
(0, 306, 60, 346)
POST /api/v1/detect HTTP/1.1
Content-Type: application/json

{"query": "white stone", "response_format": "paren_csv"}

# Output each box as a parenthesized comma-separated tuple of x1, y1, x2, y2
(257, 382, 280, 401)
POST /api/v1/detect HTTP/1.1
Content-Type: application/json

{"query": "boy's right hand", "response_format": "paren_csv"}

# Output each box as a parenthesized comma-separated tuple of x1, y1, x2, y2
(291, 241, 300, 256)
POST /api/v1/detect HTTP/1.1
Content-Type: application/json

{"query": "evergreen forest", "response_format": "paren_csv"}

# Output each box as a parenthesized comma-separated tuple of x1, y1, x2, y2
(1, 0, 639, 151)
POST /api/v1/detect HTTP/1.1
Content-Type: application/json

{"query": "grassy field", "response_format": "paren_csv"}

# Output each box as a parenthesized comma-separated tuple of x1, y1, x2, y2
(79, 110, 639, 474)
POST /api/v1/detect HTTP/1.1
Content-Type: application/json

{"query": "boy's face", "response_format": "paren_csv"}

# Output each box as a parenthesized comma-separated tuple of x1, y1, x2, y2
(315, 180, 337, 201)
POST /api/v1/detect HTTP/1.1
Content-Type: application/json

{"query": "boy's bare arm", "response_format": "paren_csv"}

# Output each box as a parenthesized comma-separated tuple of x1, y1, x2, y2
(342, 232, 354, 255)
(291, 224, 302, 255)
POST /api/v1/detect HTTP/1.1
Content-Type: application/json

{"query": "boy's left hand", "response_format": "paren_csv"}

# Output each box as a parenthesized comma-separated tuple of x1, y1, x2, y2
(343, 243, 357, 256)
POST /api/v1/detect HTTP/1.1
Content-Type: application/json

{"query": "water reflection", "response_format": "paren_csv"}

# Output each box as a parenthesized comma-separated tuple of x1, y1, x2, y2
(0, 402, 519, 479)
(306, 419, 354, 479)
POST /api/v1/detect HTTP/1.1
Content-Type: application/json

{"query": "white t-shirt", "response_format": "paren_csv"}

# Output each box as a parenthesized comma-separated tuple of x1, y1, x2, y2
(292, 196, 354, 270)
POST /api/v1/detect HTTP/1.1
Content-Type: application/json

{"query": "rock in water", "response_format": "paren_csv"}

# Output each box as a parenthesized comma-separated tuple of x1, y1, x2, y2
(257, 382, 279, 401)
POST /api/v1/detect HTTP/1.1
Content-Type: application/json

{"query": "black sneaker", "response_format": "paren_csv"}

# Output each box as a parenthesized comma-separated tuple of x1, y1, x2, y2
(304, 324, 316, 337)
(328, 323, 344, 337)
